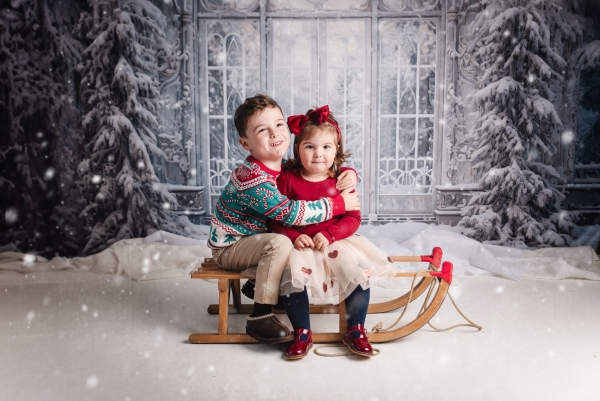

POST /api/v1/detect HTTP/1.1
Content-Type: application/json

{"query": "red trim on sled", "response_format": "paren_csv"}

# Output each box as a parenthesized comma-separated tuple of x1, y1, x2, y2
(420, 247, 443, 269)
(430, 261, 453, 285)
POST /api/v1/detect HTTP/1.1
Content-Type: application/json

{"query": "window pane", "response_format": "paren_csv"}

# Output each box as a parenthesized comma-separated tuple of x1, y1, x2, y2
(209, 118, 225, 194)
(202, 0, 258, 12)
(398, 118, 416, 157)
(327, 68, 345, 115)
(208, 70, 224, 115)
(272, 20, 313, 116)
(226, 69, 243, 116)
(381, 21, 419, 65)
(380, 68, 397, 115)
(267, 0, 369, 12)
(379, 117, 397, 159)
(419, 67, 435, 114)
(346, 68, 364, 115)
(380, 0, 441, 11)
(398, 68, 416, 114)
(417, 118, 434, 158)
(246, 68, 260, 98)
(227, 118, 246, 162)
(209, 119, 225, 162)
(327, 19, 366, 195)
(226, 35, 243, 67)
(273, 68, 292, 114)
(245, 33, 260, 67)
(419, 21, 437, 65)
(378, 19, 436, 197)
(293, 68, 311, 113)
(345, 117, 364, 195)
(206, 20, 259, 198)
(207, 34, 224, 67)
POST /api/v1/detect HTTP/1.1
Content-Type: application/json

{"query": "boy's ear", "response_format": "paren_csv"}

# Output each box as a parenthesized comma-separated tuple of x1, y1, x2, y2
(239, 136, 252, 151)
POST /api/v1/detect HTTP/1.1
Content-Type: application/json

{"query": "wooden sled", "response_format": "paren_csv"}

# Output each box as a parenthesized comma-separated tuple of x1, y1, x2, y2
(189, 248, 452, 344)
(200, 247, 443, 315)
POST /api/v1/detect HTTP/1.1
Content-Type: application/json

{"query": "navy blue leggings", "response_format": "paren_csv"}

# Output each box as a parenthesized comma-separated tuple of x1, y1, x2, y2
(282, 286, 370, 330)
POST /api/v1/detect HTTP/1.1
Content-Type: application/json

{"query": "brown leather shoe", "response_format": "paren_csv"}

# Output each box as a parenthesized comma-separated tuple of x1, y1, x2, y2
(246, 313, 293, 344)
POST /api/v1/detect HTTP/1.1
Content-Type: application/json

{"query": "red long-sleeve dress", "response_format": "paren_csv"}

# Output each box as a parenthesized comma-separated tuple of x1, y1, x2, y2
(270, 169, 396, 304)
(269, 167, 361, 245)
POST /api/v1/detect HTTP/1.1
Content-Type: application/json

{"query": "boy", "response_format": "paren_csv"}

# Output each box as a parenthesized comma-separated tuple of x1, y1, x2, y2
(208, 94, 360, 344)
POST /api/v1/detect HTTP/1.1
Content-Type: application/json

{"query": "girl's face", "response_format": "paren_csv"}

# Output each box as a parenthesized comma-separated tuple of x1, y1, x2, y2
(297, 129, 338, 179)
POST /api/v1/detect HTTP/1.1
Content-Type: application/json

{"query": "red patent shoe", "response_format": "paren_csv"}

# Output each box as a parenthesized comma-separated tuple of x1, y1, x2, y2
(342, 324, 373, 357)
(285, 328, 313, 360)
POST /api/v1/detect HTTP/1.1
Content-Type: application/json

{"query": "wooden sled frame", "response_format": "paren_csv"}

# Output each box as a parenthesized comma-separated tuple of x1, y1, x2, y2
(189, 247, 452, 344)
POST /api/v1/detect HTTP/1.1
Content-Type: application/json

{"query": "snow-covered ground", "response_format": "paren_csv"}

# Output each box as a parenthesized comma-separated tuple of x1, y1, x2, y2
(1, 222, 600, 401)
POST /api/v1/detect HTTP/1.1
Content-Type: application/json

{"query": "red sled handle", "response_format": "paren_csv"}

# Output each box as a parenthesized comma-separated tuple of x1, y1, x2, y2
(420, 246, 443, 269)
(430, 261, 453, 285)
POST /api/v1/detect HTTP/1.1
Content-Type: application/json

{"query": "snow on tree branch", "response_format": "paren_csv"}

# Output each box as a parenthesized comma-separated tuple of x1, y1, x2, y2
(578, 40, 600, 70)
(75, 0, 203, 256)
(0, 0, 86, 256)
(459, 0, 581, 248)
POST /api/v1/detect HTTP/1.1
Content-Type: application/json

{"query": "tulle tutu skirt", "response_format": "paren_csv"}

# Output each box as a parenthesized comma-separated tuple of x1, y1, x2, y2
(280, 234, 397, 304)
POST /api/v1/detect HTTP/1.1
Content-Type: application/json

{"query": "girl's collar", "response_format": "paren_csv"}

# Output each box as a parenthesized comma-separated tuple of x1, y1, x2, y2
(296, 170, 331, 184)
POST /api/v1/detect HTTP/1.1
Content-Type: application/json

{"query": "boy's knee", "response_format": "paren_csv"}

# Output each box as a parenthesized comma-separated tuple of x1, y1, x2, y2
(265, 235, 293, 255)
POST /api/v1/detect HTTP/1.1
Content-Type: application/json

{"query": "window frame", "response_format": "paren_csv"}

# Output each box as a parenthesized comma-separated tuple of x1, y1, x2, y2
(194, 3, 445, 217)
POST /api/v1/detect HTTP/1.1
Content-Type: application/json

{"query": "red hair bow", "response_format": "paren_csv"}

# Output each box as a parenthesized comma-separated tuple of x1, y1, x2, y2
(287, 105, 341, 139)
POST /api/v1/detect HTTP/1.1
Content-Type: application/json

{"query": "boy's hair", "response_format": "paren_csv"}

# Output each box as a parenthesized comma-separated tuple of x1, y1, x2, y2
(285, 109, 350, 178)
(234, 94, 283, 138)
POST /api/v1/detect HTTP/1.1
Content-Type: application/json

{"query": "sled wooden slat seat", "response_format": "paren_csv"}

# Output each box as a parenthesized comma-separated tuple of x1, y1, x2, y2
(189, 247, 451, 344)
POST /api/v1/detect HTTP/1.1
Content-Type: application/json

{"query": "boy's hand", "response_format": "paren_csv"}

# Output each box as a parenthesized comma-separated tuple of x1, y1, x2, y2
(313, 232, 330, 251)
(294, 234, 315, 249)
(336, 170, 358, 191)
(340, 188, 360, 211)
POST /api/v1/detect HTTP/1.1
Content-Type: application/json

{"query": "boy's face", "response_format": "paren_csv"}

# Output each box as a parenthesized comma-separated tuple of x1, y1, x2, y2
(239, 106, 290, 169)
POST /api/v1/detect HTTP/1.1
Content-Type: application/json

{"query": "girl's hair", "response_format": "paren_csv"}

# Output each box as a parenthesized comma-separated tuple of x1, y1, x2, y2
(285, 109, 350, 178)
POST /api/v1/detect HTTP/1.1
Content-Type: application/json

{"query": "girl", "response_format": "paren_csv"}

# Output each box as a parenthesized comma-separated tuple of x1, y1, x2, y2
(270, 105, 396, 359)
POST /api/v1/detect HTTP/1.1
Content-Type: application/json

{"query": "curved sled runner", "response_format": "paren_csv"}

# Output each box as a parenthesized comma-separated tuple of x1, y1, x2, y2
(189, 248, 452, 344)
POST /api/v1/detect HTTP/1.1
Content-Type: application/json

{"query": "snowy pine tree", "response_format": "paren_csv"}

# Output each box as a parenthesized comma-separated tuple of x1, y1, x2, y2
(75, 0, 203, 255)
(0, 0, 86, 256)
(459, 0, 581, 247)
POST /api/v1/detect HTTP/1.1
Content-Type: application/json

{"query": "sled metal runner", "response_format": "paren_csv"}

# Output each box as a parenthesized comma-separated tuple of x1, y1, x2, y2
(188, 247, 452, 344)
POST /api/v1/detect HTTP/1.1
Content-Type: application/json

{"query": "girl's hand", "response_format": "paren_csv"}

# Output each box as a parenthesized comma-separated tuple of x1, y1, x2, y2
(294, 234, 315, 249)
(313, 232, 330, 251)
(336, 170, 358, 191)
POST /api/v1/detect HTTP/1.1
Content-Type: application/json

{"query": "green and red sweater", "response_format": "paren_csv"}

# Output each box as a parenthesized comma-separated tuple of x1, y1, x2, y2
(208, 156, 346, 249)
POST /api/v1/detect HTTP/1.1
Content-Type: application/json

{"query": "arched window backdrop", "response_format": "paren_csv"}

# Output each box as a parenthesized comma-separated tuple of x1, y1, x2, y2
(195, 0, 443, 218)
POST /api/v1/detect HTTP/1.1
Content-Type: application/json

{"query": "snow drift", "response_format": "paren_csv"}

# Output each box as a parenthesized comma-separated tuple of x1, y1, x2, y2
(1, 223, 598, 283)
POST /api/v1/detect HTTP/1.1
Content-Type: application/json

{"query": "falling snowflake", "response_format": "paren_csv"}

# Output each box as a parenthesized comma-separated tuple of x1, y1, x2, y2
(44, 168, 55, 180)
(86, 376, 99, 389)
(561, 130, 574, 144)
(5, 208, 18, 225)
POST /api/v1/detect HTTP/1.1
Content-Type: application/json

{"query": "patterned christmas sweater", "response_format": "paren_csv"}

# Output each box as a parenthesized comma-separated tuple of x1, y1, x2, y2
(208, 156, 346, 249)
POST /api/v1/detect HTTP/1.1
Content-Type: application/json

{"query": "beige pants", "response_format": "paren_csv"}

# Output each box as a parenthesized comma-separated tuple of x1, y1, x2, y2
(211, 234, 293, 305)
